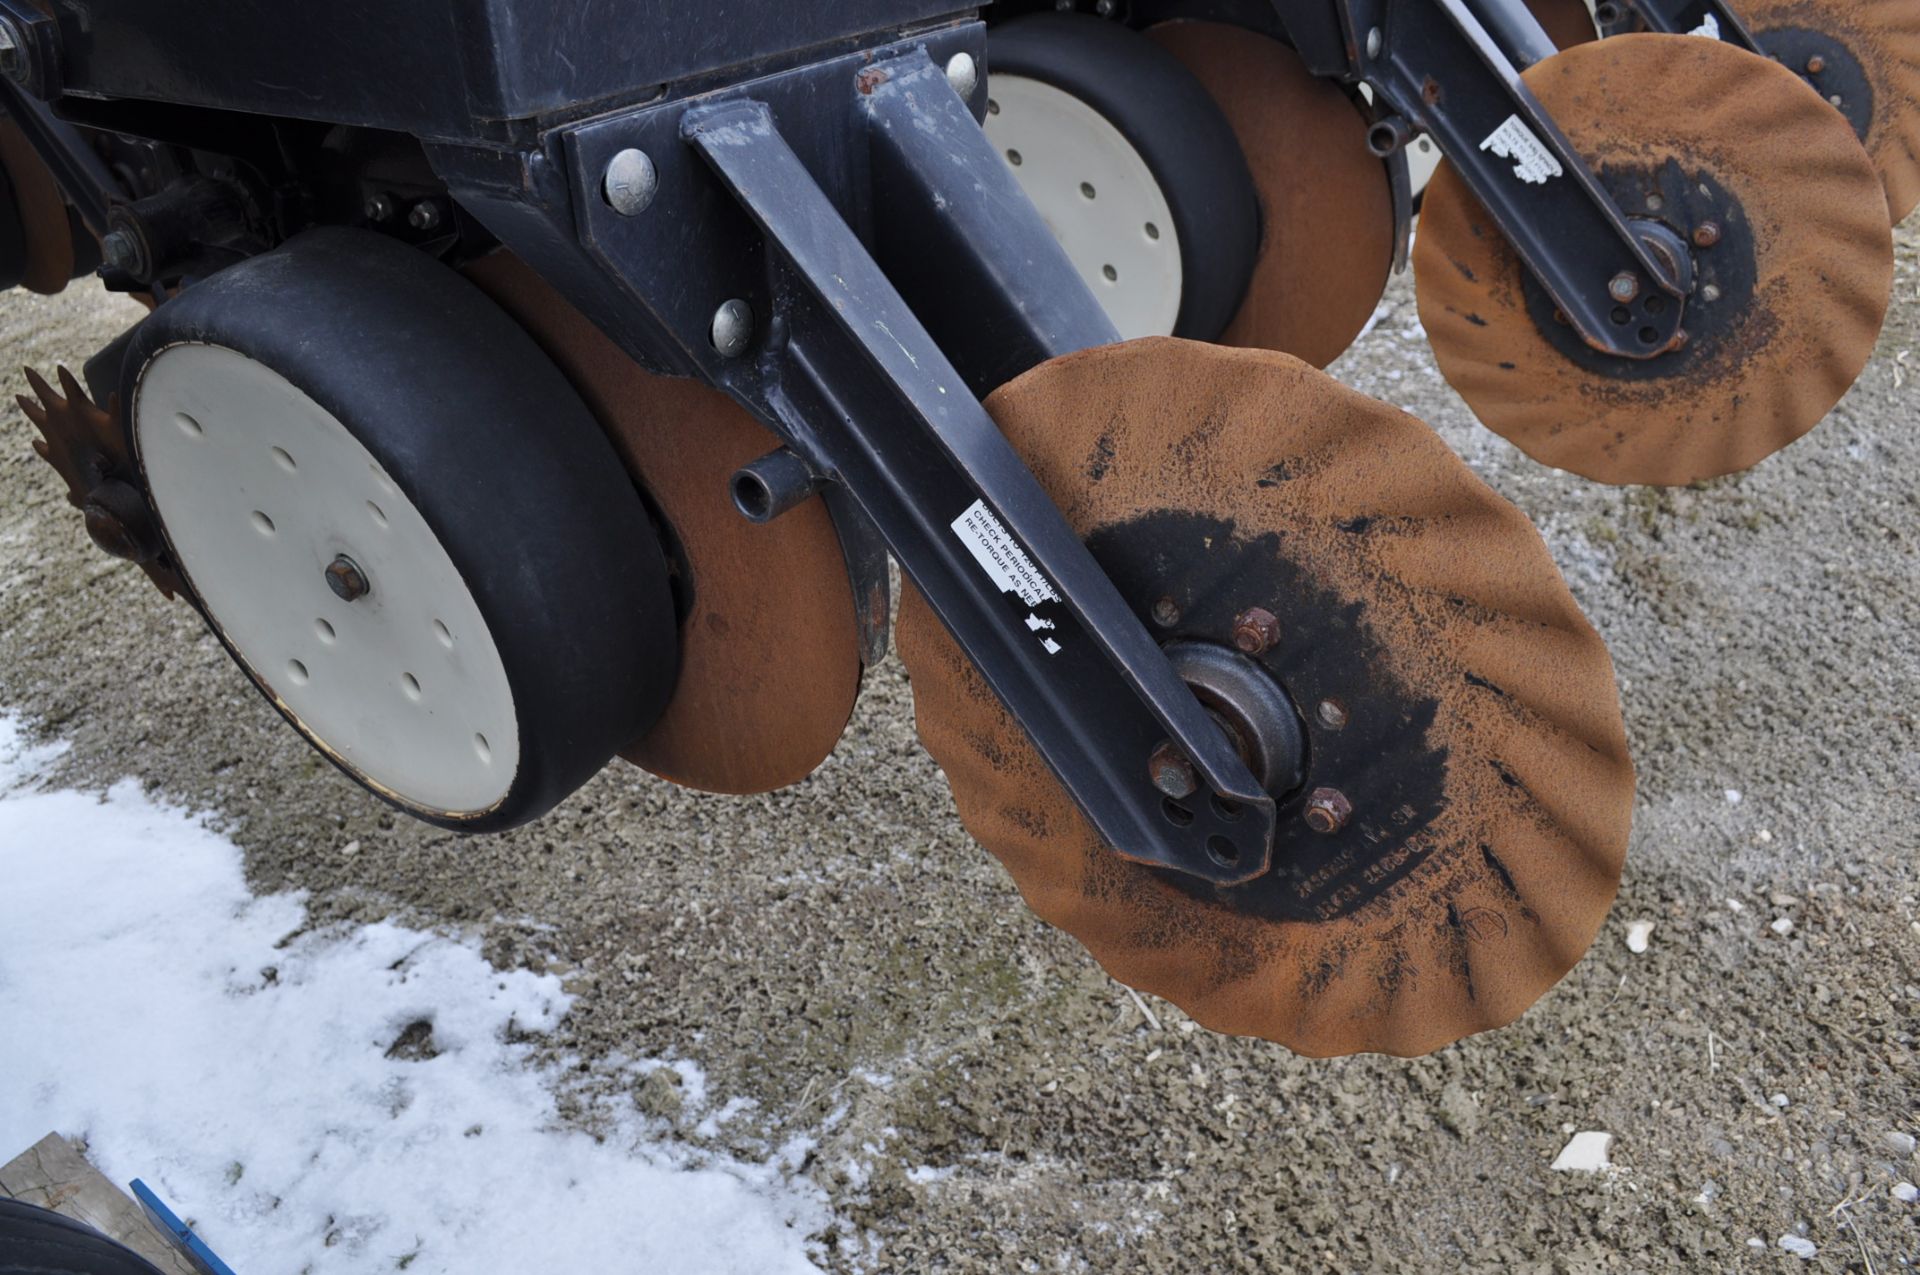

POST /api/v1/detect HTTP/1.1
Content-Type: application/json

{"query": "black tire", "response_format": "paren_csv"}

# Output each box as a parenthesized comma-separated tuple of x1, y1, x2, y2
(989, 11, 1260, 341)
(0, 1199, 167, 1275)
(122, 228, 680, 831)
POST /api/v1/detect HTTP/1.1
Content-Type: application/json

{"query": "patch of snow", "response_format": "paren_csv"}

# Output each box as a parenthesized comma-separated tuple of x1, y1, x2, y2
(1549, 1131, 1613, 1173)
(1624, 920, 1654, 954)
(0, 716, 834, 1275)
(906, 1165, 956, 1186)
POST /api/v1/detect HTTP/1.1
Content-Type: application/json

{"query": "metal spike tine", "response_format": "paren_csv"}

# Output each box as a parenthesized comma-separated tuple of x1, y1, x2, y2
(55, 365, 85, 403)
(21, 366, 56, 404)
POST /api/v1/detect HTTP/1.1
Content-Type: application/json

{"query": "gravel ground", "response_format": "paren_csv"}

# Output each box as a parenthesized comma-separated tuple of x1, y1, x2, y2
(3, 217, 1916, 1273)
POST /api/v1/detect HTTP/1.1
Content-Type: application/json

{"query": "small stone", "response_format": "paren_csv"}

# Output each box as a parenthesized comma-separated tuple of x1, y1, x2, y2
(1746, 1237, 1766, 1251)
(1625, 920, 1654, 954)
(1770, 917, 1796, 936)
(1726, 898, 1745, 912)
(1550, 1131, 1613, 1173)
(1778, 1235, 1817, 1259)
(1891, 1181, 1917, 1204)
(637, 1067, 684, 1122)
(1769, 1093, 1790, 1109)
(1438, 1081, 1480, 1137)
(1756, 829, 1773, 844)
(1769, 891, 1799, 907)
(340, 839, 361, 856)
(1884, 1131, 1917, 1157)
(1725, 789, 1743, 805)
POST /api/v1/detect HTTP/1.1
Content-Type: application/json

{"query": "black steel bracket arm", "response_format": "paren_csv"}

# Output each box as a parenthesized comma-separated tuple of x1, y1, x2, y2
(1334, 0, 1693, 358)
(676, 97, 1277, 885)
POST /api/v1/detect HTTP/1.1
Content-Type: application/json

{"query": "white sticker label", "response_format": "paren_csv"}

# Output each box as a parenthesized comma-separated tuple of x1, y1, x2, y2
(1688, 12, 1721, 38)
(952, 499, 1067, 655)
(1479, 115, 1564, 185)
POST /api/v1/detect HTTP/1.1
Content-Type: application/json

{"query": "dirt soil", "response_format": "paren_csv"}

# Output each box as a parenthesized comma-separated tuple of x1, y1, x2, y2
(2, 219, 1915, 1273)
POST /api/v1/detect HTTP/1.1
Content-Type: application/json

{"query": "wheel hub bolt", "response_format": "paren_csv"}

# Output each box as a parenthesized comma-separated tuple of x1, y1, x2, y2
(1148, 742, 1199, 800)
(1303, 786, 1353, 834)
(1150, 595, 1180, 628)
(325, 554, 370, 602)
(1231, 606, 1281, 656)
(1317, 699, 1349, 730)
(1691, 221, 1721, 249)
(1805, 55, 1826, 75)
(1607, 272, 1640, 304)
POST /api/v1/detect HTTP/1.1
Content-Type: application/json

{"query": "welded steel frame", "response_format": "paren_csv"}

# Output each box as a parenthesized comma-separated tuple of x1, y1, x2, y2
(2, 2, 1291, 883)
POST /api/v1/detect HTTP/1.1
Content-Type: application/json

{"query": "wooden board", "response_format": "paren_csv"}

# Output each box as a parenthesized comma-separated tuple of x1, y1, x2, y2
(0, 1132, 198, 1274)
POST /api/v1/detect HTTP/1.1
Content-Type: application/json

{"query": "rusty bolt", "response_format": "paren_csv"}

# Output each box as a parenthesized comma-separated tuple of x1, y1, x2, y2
(1150, 595, 1181, 628)
(1607, 272, 1640, 304)
(1303, 786, 1353, 834)
(1231, 606, 1281, 656)
(325, 554, 370, 602)
(1805, 54, 1826, 74)
(1691, 221, 1721, 249)
(1148, 742, 1198, 800)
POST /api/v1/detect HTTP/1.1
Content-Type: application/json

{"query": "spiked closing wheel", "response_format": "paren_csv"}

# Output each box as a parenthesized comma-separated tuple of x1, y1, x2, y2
(1416, 35, 1893, 486)
(464, 253, 865, 795)
(1147, 22, 1395, 369)
(897, 338, 1634, 1056)
(1741, 0, 1920, 223)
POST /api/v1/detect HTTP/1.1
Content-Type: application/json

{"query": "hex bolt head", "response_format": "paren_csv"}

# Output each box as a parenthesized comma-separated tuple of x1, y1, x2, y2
(1700, 283, 1722, 304)
(1148, 742, 1199, 800)
(1150, 596, 1181, 628)
(407, 201, 442, 231)
(325, 554, 370, 603)
(1317, 698, 1349, 730)
(944, 51, 978, 100)
(1805, 54, 1826, 75)
(1691, 221, 1721, 249)
(1303, 786, 1353, 834)
(364, 193, 395, 223)
(1231, 606, 1281, 656)
(1607, 272, 1640, 304)
(710, 299, 755, 358)
(603, 148, 658, 216)
(100, 227, 144, 276)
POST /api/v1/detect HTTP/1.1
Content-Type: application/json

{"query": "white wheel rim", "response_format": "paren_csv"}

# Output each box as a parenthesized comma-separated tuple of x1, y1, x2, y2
(984, 74, 1184, 339)
(134, 343, 520, 816)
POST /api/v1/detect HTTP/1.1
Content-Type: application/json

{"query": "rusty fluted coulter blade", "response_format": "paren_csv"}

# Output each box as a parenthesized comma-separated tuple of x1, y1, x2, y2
(897, 337, 1634, 1057)
(1415, 35, 1894, 485)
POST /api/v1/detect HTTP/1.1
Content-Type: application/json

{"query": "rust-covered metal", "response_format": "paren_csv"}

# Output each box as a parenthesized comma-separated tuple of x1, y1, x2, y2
(18, 364, 183, 598)
(1526, 0, 1600, 48)
(463, 252, 864, 796)
(1148, 22, 1394, 369)
(1739, 0, 1920, 223)
(896, 337, 1634, 1057)
(1415, 35, 1893, 485)
(0, 118, 78, 296)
